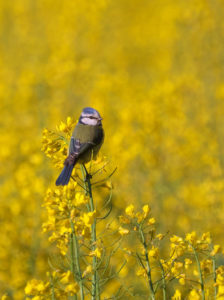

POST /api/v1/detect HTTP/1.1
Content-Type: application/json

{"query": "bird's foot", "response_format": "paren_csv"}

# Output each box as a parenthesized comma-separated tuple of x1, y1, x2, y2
(85, 172, 92, 182)
(82, 164, 92, 182)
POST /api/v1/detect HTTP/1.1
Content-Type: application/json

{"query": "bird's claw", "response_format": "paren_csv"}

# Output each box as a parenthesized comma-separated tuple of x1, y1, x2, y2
(85, 173, 92, 182)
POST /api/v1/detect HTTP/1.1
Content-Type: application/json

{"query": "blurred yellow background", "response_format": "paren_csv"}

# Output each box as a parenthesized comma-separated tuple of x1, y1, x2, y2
(1, 0, 224, 298)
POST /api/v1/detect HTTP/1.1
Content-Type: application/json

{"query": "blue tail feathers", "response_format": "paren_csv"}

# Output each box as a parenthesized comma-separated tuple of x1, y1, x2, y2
(55, 165, 74, 186)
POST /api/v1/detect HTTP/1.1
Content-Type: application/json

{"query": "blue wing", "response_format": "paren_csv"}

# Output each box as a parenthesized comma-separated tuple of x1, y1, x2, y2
(55, 138, 95, 186)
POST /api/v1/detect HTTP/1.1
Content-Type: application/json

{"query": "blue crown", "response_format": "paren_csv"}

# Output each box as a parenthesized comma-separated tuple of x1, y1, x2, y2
(82, 107, 98, 114)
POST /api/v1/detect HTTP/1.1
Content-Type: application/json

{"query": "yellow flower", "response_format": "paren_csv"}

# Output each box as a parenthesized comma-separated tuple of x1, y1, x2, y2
(36, 281, 47, 293)
(60, 271, 72, 284)
(216, 272, 224, 298)
(32, 297, 42, 300)
(193, 269, 199, 276)
(148, 217, 156, 225)
(142, 204, 150, 218)
(188, 289, 200, 300)
(217, 283, 224, 300)
(185, 231, 197, 245)
(125, 204, 135, 218)
(25, 279, 49, 295)
(136, 268, 147, 278)
(179, 274, 186, 285)
(156, 233, 165, 240)
(118, 226, 130, 236)
(90, 247, 102, 258)
(82, 265, 92, 277)
(80, 211, 96, 227)
(211, 244, 222, 256)
(25, 281, 34, 294)
(200, 259, 212, 275)
(57, 117, 76, 134)
(135, 212, 144, 223)
(217, 266, 224, 275)
(59, 220, 72, 235)
(74, 193, 87, 206)
(216, 273, 224, 285)
(171, 262, 183, 276)
(58, 121, 66, 132)
(201, 232, 211, 244)
(184, 258, 192, 269)
(148, 246, 159, 259)
(160, 259, 171, 277)
(170, 235, 183, 243)
(54, 188, 62, 196)
(48, 232, 60, 243)
(170, 242, 186, 259)
(65, 282, 79, 295)
(42, 215, 56, 232)
(172, 289, 181, 300)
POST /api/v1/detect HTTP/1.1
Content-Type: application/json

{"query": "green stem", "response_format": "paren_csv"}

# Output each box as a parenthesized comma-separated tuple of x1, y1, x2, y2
(70, 231, 75, 278)
(192, 245, 205, 300)
(50, 274, 55, 300)
(70, 230, 77, 300)
(158, 261, 166, 300)
(71, 220, 85, 300)
(82, 165, 99, 300)
(212, 256, 217, 298)
(80, 165, 88, 195)
(139, 226, 155, 300)
(80, 165, 90, 211)
(87, 178, 99, 300)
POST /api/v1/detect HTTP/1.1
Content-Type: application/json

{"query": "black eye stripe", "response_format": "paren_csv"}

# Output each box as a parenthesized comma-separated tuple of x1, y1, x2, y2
(81, 115, 98, 120)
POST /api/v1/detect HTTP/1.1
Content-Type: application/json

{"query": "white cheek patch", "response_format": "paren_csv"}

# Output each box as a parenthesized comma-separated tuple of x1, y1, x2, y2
(82, 117, 98, 126)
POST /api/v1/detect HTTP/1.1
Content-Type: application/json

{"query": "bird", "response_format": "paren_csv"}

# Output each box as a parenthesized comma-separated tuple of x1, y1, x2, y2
(56, 107, 104, 186)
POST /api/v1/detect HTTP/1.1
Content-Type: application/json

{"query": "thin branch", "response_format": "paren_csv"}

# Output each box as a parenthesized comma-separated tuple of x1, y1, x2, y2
(91, 167, 117, 186)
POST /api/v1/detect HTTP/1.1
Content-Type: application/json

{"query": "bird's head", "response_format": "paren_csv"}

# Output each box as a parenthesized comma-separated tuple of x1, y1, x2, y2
(79, 107, 103, 126)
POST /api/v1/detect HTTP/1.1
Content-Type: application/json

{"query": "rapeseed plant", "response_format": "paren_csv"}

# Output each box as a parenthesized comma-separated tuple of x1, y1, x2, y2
(1, 0, 224, 298)
(23, 120, 224, 299)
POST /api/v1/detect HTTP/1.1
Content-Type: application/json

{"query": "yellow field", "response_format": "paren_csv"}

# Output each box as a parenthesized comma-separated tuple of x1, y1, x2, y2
(1, 0, 224, 299)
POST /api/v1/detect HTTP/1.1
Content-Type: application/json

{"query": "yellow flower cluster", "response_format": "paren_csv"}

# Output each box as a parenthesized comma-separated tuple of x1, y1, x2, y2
(118, 204, 224, 298)
(1, 116, 221, 299)
(25, 279, 50, 299)
(41, 116, 76, 169)
(25, 271, 79, 299)
(42, 183, 96, 255)
(22, 121, 116, 299)
(216, 267, 224, 300)
(120, 204, 152, 226)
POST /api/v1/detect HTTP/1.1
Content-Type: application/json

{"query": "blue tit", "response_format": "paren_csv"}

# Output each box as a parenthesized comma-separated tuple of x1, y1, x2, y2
(56, 107, 104, 186)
